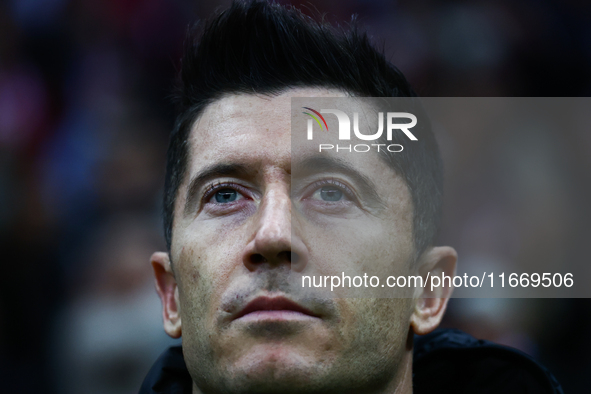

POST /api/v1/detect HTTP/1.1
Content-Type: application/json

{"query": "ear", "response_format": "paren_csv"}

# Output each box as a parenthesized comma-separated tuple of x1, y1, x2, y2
(410, 246, 457, 335)
(151, 252, 182, 338)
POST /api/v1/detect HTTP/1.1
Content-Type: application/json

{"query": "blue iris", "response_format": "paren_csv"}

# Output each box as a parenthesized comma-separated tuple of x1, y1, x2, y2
(215, 189, 238, 203)
(320, 186, 343, 201)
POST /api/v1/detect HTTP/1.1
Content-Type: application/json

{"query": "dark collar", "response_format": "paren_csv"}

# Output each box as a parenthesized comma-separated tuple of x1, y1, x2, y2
(139, 345, 192, 394)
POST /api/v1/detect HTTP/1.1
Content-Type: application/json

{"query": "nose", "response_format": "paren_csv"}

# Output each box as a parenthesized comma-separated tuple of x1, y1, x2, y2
(242, 186, 307, 272)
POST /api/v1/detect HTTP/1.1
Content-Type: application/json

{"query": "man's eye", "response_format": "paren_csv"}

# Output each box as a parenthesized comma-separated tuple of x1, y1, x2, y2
(312, 185, 346, 202)
(213, 188, 241, 203)
(319, 186, 343, 201)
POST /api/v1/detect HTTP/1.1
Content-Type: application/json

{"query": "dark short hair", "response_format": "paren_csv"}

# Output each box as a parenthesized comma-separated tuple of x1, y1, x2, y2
(164, 0, 443, 257)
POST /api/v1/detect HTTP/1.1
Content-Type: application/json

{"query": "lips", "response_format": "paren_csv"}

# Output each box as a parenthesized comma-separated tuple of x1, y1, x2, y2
(233, 296, 320, 321)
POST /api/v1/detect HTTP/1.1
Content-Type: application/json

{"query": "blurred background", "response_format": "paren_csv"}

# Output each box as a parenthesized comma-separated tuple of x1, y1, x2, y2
(0, 0, 590, 392)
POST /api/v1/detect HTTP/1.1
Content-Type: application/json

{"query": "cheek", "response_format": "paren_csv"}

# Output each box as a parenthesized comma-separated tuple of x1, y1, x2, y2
(175, 246, 209, 327)
(305, 222, 413, 279)
(174, 240, 240, 343)
(339, 298, 414, 355)
(174, 218, 248, 301)
(300, 194, 413, 281)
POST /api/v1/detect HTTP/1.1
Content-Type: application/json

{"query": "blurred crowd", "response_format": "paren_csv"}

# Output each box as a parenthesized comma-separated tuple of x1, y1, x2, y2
(0, 0, 590, 392)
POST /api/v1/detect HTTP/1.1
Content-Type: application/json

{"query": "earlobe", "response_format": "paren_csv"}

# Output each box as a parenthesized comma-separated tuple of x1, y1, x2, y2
(151, 251, 182, 338)
(410, 246, 457, 336)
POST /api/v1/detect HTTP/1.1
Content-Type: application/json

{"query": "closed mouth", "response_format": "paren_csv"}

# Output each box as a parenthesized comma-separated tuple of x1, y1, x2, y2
(233, 296, 320, 321)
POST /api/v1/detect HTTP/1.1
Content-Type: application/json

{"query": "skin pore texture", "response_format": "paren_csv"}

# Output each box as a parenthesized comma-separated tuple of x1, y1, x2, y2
(151, 87, 457, 394)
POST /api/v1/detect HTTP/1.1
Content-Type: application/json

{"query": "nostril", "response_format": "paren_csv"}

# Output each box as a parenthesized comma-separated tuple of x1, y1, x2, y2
(288, 251, 299, 264)
(246, 251, 296, 267)
(276, 251, 292, 263)
(250, 254, 266, 264)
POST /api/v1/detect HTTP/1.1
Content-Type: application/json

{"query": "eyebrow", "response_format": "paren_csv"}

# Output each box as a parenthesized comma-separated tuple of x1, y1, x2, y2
(183, 163, 251, 215)
(293, 156, 386, 208)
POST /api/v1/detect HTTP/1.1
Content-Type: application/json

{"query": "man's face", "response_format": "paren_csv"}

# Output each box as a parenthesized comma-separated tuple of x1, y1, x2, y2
(163, 88, 426, 393)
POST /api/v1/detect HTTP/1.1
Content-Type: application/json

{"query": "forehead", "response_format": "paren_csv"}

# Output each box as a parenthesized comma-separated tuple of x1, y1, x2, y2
(185, 88, 348, 174)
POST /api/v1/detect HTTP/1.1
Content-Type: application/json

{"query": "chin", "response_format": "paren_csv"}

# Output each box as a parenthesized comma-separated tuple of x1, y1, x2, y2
(226, 344, 324, 391)
(188, 321, 340, 393)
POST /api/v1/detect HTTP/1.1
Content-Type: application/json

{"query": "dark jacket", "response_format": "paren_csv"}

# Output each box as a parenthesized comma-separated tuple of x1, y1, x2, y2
(139, 328, 563, 394)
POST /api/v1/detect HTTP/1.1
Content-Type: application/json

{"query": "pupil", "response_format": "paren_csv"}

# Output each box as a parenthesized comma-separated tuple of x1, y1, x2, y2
(215, 189, 237, 203)
(320, 187, 342, 201)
